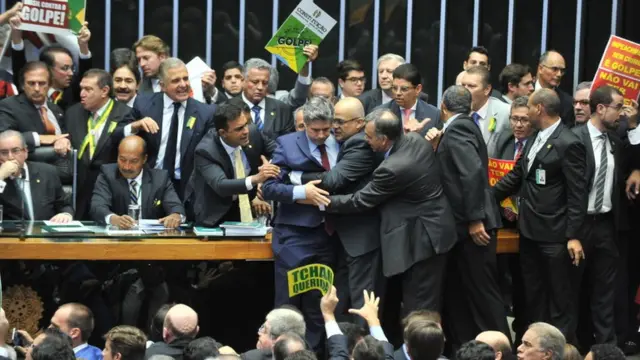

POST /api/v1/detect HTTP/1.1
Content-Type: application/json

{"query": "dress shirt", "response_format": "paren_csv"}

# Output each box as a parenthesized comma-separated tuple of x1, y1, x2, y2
(152, 78, 161, 93)
(535, 79, 547, 91)
(586, 121, 614, 214)
(325, 320, 388, 342)
(88, 99, 113, 151)
(401, 101, 418, 123)
(219, 137, 254, 197)
(126, 94, 137, 108)
(627, 127, 640, 145)
(473, 99, 490, 143)
(381, 89, 394, 105)
(291, 134, 339, 199)
(73, 344, 88, 354)
(442, 114, 462, 132)
(242, 93, 266, 125)
(527, 118, 562, 171)
(502, 94, 513, 104)
(105, 170, 143, 225)
(32, 104, 62, 147)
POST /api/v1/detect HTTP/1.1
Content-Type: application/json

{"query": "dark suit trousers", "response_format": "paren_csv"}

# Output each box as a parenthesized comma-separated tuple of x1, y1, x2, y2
(443, 231, 510, 347)
(520, 236, 574, 340)
(571, 213, 618, 346)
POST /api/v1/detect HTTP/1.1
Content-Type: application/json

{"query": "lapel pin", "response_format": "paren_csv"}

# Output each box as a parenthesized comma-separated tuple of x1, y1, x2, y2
(270, 112, 275, 116)
(248, 145, 253, 149)
(36, 179, 40, 183)
(547, 144, 552, 149)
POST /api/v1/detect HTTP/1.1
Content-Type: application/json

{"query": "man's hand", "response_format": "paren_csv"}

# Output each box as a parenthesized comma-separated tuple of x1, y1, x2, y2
(469, 220, 490, 246)
(622, 99, 639, 128)
(53, 137, 71, 156)
(404, 118, 431, 133)
(348, 290, 381, 327)
(251, 155, 280, 184)
(256, 183, 264, 201)
(14, 329, 33, 354)
(40, 133, 69, 146)
(304, 180, 330, 206)
(77, 22, 91, 54)
(567, 239, 585, 266)
(303, 45, 319, 63)
(159, 213, 182, 228)
(49, 213, 72, 223)
(110, 215, 136, 229)
(131, 117, 160, 134)
(201, 70, 217, 97)
(0, 159, 20, 180)
(252, 198, 271, 216)
(626, 169, 640, 200)
(320, 285, 339, 321)
(425, 128, 442, 151)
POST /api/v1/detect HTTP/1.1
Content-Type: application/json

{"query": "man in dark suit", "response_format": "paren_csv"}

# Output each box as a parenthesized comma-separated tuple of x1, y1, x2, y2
(261, 97, 341, 351)
(121, 58, 216, 200)
(90, 135, 185, 229)
(324, 108, 457, 317)
(534, 51, 575, 127)
(494, 88, 588, 340)
(233, 58, 294, 141)
(186, 102, 279, 227)
(66, 69, 131, 219)
(375, 64, 440, 136)
(0, 130, 73, 222)
(215, 61, 244, 104)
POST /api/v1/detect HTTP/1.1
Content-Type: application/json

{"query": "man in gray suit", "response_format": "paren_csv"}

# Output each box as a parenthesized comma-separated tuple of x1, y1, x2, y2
(461, 66, 511, 157)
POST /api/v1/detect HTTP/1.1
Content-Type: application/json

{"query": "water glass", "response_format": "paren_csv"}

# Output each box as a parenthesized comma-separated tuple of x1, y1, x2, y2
(128, 204, 141, 228)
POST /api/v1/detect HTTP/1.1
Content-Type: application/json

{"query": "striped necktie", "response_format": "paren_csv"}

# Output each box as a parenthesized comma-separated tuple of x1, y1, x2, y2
(594, 134, 608, 212)
(129, 180, 138, 205)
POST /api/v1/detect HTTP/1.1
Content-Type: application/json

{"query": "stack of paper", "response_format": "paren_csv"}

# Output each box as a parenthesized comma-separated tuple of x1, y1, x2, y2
(219, 222, 271, 236)
(193, 227, 224, 236)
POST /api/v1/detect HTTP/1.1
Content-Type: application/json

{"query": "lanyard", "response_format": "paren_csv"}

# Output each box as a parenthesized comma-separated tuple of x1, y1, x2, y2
(78, 99, 115, 159)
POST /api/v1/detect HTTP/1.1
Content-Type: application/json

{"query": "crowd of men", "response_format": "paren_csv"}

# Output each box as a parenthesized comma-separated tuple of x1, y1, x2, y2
(0, 2, 639, 360)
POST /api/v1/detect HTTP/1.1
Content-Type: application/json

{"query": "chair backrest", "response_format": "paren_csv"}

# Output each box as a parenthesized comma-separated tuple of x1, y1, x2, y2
(29, 146, 77, 209)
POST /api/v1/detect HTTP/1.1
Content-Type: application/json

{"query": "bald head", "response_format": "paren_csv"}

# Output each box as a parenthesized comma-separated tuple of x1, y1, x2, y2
(117, 135, 148, 179)
(476, 331, 511, 360)
(333, 97, 366, 141)
(163, 304, 199, 342)
(119, 135, 146, 155)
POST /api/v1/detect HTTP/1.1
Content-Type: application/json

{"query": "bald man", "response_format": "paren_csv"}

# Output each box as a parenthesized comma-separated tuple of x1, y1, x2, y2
(145, 304, 199, 360)
(476, 331, 513, 360)
(90, 135, 185, 228)
(288, 97, 383, 323)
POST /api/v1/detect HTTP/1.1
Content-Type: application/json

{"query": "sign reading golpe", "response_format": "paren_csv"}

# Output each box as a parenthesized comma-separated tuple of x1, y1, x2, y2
(19, 0, 86, 36)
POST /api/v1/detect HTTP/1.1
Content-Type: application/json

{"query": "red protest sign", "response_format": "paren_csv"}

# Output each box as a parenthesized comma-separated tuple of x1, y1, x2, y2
(488, 158, 515, 187)
(591, 35, 640, 105)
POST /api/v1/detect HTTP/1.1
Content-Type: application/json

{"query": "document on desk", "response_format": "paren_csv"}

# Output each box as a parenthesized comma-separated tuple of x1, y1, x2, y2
(43, 220, 85, 227)
(220, 222, 272, 236)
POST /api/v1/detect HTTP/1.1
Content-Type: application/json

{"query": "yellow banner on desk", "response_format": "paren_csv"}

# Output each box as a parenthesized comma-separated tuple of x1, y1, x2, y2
(287, 263, 333, 297)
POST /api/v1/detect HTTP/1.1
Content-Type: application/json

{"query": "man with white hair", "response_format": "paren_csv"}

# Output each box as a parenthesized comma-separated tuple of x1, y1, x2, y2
(517, 323, 565, 360)
(145, 304, 199, 360)
(243, 307, 306, 360)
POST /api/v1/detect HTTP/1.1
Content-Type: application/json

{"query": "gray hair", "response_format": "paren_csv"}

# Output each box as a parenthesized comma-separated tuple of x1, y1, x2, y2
(531, 88, 562, 117)
(266, 308, 306, 339)
(0, 130, 26, 149)
(243, 58, 272, 79)
(158, 57, 186, 84)
(365, 108, 402, 141)
(268, 65, 280, 95)
(539, 50, 563, 65)
(301, 96, 334, 125)
(377, 53, 405, 69)
(442, 85, 472, 115)
(575, 81, 592, 94)
(511, 96, 529, 111)
(527, 323, 565, 360)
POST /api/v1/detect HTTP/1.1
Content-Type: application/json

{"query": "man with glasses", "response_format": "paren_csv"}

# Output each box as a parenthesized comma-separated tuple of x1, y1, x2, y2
(0, 130, 73, 222)
(573, 82, 593, 125)
(337, 60, 366, 99)
(535, 51, 575, 127)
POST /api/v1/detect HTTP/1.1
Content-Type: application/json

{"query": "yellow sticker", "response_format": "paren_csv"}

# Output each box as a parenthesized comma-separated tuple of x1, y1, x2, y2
(36, 179, 40, 183)
(154, 199, 162, 206)
(287, 263, 334, 297)
(547, 144, 552, 149)
(187, 116, 196, 129)
(108, 121, 117, 133)
(270, 112, 275, 116)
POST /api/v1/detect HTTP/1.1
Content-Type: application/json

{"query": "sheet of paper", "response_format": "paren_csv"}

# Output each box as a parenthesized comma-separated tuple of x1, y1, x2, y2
(43, 220, 84, 226)
(186, 56, 211, 103)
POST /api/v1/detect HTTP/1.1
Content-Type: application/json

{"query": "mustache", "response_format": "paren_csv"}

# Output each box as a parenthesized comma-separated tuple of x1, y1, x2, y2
(116, 88, 132, 94)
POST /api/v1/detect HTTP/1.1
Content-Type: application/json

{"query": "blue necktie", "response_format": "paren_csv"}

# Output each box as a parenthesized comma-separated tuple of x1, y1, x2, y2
(472, 112, 481, 126)
(252, 105, 263, 130)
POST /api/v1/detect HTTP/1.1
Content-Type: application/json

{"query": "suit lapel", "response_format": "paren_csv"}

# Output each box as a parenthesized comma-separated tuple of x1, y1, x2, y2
(20, 94, 46, 134)
(141, 170, 154, 218)
(242, 140, 260, 175)
(527, 124, 564, 175)
(296, 132, 322, 167)
(264, 98, 277, 132)
(180, 99, 197, 157)
(580, 126, 596, 189)
(215, 136, 235, 178)
(93, 100, 119, 159)
(374, 89, 382, 106)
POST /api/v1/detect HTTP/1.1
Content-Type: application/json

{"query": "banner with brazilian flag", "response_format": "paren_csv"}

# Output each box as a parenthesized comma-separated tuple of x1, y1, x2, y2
(265, 0, 336, 73)
(19, 0, 86, 36)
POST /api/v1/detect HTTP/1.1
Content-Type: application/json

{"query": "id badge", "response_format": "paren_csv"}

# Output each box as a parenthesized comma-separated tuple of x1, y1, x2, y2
(536, 168, 546, 185)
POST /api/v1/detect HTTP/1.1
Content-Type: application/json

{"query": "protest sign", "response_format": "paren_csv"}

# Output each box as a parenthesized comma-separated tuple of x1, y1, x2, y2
(186, 56, 212, 103)
(591, 35, 640, 105)
(265, 0, 336, 73)
(19, 0, 86, 36)
(287, 263, 334, 297)
(488, 157, 518, 214)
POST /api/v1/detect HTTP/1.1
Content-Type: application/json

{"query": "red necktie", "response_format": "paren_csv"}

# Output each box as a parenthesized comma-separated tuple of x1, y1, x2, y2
(318, 144, 331, 171)
(515, 140, 524, 161)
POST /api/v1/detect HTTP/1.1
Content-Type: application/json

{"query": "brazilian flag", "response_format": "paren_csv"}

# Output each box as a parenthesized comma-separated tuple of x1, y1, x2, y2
(67, 0, 86, 34)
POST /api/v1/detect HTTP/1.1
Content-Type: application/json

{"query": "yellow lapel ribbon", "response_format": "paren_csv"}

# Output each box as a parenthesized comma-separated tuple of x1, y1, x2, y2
(78, 99, 115, 159)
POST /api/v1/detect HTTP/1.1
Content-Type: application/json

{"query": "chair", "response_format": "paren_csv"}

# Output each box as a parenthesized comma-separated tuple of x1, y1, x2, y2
(28, 146, 77, 210)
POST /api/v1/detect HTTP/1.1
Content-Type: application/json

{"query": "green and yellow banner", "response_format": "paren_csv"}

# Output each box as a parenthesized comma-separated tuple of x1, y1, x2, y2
(287, 263, 334, 297)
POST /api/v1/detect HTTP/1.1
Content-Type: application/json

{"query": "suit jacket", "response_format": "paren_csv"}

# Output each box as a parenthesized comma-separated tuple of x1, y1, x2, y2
(358, 88, 430, 115)
(437, 114, 503, 233)
(90, 164, 185, 225)
(328, 334, 394, 360)
(299, 131, 382, 257)
(557, 87, 576, 128)
(145, 338, 191, 360)
(66, 100, 131, 219)
(122, 92, 216, 198)
(0, 162, 73, 220)
(483, 97, 512, 158)
(241, 349, 272, 360)
(376, 98, 441, 136)
(227, 96, 294, 141)
(494, 121, 588, 242)
(138, 77, 156, 94)
(494, 131, 518, 161)
(329, 133, 457, 276)
(573, 124, 630, 233)
(185, 125, 276, 227)
(0, 93, 66, 150)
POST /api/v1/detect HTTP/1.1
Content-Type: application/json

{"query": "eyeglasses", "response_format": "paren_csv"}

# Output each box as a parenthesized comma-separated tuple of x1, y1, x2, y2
(572, 99, 590, 106)
(391, 85, 415, 94)
(57, 64, 75, 73)
(0, 147, 25, 157)
(509, 116, 530, 125)
(604, 103, 624, 111)
(333, 117, 361, 125)
(345, 77, 366, 84)
(541, 64, 566, 74)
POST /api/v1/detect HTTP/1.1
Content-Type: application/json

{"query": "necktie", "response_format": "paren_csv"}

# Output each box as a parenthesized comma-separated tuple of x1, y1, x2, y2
(515, 139, 524, 161)
(163, 102, 181, 179)
(15, 177, 33, 220)
(129, 180, 138, 205)
(50, 90, 62, 104)
(594, 134, 608, 212)
(472, 112, 481, 126)
(234, 148, 254, 223)
(317, 144, 331, 171)
(39, 106, 56, 134)
(252, 105, 263, 130)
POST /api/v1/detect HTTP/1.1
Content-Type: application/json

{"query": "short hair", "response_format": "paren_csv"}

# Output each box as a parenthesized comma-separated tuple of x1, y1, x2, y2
(273, 333, 306, 360)
(284, 350, 317, 360)
(588, 344, 625, 360)
(530, 89, 562, 117)
(309, 77, 336, 99)
(149, 304, 173, 343)
(589, 85, 623, 114)
(511, 96, 529, 111)
(20, 61, 53, 88)
(39, 45, 73, 67)
(404, 320, 444, 360)
(338, 322, 367, 354)
(563, 344, 582, 360)
(499, 64, 531, 93)
(266, 308, 306, 340)
(527, 322, 566, 360)
(83, 69, 114, 97)
(63, 303, 94, 343)
(442, 85, 472, 115)
(32, 328, 74, 360)
(184, 337, 221, 360)
(301, 96, 334, 126)
(392, 64, 422, 87)
(243, 58, 272, 79)
(214, 102, 246, 131)
(269, 65, 280, 94)
(0, 130, 27, 149)
(337, 60, 364, 80)
(104, 326, 147, 360)
(110, 48, 137, 72)
(575, 81, 592, 93)
(456, 341, 495, 360)
(221, 61, 243, 76)
(377, 53, 405, 69)
(113, 63, 141, 85)
(158, 58, 186, 84)
(133, 35, 170, 56)
(401, 310, 441, 332)
(352, 335, 385, 360)
(467, 46, 491, 66)
(539, 50, 562, 65)
(466, 66, 491, 88)
(365, 108, 402, 141)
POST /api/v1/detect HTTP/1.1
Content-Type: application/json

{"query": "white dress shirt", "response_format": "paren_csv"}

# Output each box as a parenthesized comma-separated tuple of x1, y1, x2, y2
(88, 99, 113, 154)
(442, 114, 462, 132)
(242, 93, 266, 125)
(381, 90, 393, 105)
(126, 94, 137, 108)
(219, 138, 254, 199)
(586, 121, 614, 214)
(105, 170, 143, 225)
(527, 118, 562, 172)
(152, 78, 161, 92)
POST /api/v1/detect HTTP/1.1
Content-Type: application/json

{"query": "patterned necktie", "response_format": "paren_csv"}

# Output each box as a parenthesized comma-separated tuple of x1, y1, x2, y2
(163, 102, 181, 179)
(515, 139, 524, 161)
(594, 134, 608, 212)
(39, 106, 56, 134)
(129, 180, 138, 205)
(252, 105, 263, 130)
(234, 148, 254, 223)
(50, 90, 62, 104)
(472, 112, 481, 126)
